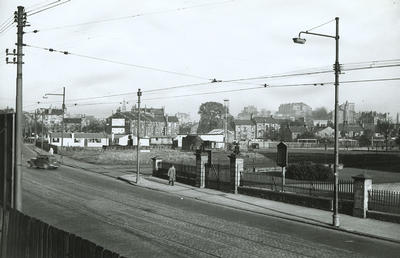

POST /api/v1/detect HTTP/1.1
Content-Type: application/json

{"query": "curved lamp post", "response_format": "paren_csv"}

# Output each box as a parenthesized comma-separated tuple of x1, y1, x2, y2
(293, 17, 340, 227)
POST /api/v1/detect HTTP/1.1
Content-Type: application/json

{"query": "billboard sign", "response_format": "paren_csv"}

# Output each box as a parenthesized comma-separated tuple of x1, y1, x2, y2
(112, 118, 125, 127)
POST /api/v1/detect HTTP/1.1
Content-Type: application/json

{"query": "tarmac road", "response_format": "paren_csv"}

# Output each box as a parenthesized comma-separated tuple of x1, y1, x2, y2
(21, 148, 400, 257)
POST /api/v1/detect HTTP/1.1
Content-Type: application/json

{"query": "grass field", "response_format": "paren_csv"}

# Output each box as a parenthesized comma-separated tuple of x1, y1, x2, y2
(61, 148, 271, 167)
(259, 149, 400, 173)
(62, 147, 400, 186)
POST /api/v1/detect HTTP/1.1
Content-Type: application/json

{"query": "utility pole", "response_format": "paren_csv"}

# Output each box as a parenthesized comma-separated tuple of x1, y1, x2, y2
(61, 87, 65, 162)
(13, 6, 26, 211)
(136, 89, 142, 183)
(293, 16, 340, 227)
(41, 110, 44, 150)
(34, 109, 37, 145)
(224, 99, 229, 150)
(44, 87, 66, 162)
(332, 17, 340, 227)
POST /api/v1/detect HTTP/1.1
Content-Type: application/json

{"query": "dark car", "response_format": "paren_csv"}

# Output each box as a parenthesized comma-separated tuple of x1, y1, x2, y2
(27, 154, 59, 169)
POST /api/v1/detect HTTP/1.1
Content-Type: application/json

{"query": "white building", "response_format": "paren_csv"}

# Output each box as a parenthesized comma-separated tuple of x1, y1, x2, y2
(49, 132, 109, 147)
(313, 119, 329, 127)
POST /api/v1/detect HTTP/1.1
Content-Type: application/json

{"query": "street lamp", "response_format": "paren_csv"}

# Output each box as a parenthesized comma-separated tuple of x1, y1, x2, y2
(44, 87, 66, 163)
(293, 17, 340, 227)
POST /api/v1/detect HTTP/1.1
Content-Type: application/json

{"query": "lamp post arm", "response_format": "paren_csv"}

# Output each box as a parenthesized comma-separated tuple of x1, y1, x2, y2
(45, 93, 63, 96)
(299, 31, 336, 39)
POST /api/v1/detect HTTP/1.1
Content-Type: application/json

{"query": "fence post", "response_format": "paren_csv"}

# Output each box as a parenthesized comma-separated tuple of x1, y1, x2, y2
(229, 154, 243, 194)
(151, 157, 162, 177)
(352, 174, 372, 218)
(195, 150, 208, 188)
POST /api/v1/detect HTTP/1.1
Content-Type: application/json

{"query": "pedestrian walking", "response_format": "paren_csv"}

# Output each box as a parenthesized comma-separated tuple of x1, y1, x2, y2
(49, 147, 54, 155)
(168, 164, 176, 186)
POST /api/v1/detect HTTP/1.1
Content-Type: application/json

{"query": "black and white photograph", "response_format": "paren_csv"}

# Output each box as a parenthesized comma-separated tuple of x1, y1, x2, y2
(0, 0, 400, 257)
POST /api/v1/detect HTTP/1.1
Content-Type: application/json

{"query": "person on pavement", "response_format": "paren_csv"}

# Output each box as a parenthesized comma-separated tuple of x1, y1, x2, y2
(168, 165, 176, 186)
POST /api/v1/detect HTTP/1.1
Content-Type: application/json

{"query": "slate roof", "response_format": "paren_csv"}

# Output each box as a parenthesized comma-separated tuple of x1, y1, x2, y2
(74, 133, 108, 138)
(234, 120, 254, 126)
(50, 132, 73, 138)
(252, 116, 278, 124)
(64, 118, 82, 124)
(167, 116, 179, 123)
(153, 115, 166, 123)
(341, 124, 364, 132)
(290, 126, 307, 133)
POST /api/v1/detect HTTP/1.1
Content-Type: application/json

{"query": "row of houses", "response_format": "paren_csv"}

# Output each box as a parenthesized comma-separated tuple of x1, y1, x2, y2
(47, 130, 233, 150)
(106, 107, 179, 137)
(233, 115, 368, 142)
(234, 116, 280, 141)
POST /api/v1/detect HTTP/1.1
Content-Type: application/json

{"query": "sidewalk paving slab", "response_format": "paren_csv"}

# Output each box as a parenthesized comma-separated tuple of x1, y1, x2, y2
(118, 174, 400, 244)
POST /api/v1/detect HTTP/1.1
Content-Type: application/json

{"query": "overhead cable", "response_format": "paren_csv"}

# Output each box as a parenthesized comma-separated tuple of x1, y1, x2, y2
(26, 0, 71, 17)
(26, 0, 235, 33)
(24, 44, 210, 80)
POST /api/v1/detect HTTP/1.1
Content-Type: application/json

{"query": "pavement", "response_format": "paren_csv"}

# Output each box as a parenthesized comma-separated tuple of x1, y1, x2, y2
(27, 144, 400, 245)
(117, 174, 400, 244)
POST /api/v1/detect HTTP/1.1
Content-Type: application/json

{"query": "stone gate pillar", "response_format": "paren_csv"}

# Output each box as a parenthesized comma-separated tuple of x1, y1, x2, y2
(195, 150, 208, 188)
(229, 154, 243, 194)
(352, 174, 372, 218)
(151, 157, 162, 177)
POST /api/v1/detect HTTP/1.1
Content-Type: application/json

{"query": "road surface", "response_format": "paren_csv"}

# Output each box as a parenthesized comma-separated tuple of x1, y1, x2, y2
(22, 146, 400, 257)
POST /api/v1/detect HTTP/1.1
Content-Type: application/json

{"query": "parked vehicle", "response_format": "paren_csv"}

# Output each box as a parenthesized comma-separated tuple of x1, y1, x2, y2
(27, 154, 59, 169)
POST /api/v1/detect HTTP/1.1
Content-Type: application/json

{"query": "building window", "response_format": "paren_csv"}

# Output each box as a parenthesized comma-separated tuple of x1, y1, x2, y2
(52, 138, 59, 143)
(74, 138, 80, 143)
(89, 138, 101, 143)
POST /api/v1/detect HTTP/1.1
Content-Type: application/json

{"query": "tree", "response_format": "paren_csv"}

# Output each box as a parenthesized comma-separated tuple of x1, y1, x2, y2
(376, 120, 394, 151)
(358, 129, 373, 147)
(297, 131, 316, 140)
(264, 128, 279, 140)
(312, 107, 329, 119)
(395, 128, 400, 149)
(82, 118, 106, 133)
(237, 105, 258, 119)
(279, 124, 292, 142)
(197, 102, 225, 134)
(179, 123, 193, 134)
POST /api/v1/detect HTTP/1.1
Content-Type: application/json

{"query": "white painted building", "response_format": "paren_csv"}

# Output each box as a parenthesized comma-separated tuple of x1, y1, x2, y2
(50, 132, 109, 147)
(313, 119, 329, 127)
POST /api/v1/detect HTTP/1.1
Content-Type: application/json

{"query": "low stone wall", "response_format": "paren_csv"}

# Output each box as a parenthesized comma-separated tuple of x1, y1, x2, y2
(367, 210, 400, 224)
(238, 186, 333, 211)
(339, 199, 354, 216)
(205, 180, 231, 193)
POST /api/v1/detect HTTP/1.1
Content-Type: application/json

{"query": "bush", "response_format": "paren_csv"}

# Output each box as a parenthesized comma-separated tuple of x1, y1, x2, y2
(286, 161, 333, 181)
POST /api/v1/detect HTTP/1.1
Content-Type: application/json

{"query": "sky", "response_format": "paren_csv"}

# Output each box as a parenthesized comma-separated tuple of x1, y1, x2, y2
(0, 0, 399, 121)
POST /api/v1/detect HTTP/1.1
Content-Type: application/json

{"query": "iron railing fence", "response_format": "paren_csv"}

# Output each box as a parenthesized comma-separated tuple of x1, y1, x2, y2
(240, 172, 354, 199)
(368, 189, 400, 214)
